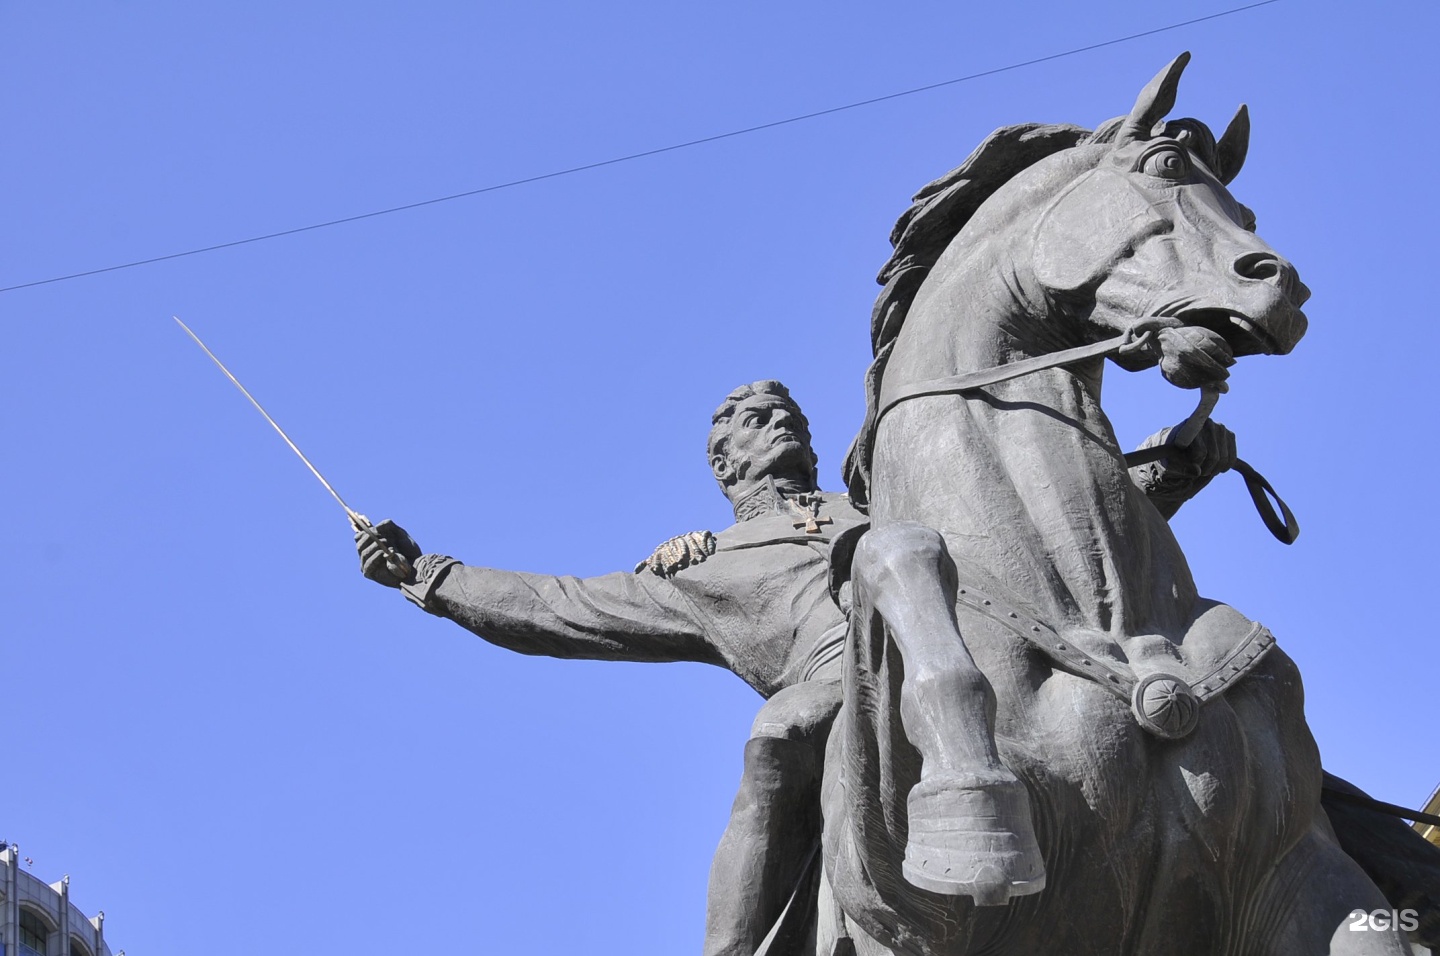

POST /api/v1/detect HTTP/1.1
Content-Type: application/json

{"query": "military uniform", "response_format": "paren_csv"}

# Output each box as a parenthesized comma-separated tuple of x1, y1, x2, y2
(425, 484, 865, 956)
(430, 486, 865, 697)
(367, 410, 1256, 949)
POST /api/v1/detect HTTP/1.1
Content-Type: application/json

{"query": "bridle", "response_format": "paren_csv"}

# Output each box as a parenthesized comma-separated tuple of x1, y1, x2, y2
(874, 320, 1299, 544)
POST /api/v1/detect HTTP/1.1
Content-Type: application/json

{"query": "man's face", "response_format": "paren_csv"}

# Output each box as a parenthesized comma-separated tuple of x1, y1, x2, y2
(720, 394, 815, 486)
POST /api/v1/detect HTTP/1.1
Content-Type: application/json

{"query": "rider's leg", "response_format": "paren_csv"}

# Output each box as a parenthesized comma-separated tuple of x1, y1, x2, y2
(703, 679, 841, 956)
(850, 520, 1044, 904)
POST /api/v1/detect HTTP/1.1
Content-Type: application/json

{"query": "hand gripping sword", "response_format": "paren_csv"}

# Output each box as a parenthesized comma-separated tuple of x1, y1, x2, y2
(173, 316, 414, 578)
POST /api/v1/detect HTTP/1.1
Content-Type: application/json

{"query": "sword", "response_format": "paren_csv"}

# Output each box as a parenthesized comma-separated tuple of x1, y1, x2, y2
(173, 316, 414, 578)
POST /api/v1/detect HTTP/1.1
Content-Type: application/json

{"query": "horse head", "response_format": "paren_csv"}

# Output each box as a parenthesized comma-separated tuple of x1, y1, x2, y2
(847, 53, 1311, 508)
(1025, 52, 1309, 364)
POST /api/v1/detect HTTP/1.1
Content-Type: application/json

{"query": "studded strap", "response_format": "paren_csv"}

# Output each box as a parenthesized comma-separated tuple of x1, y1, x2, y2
(952, 582, 1276, 709)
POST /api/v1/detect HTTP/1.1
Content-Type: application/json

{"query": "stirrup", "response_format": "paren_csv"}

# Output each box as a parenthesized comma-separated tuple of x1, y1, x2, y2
(902, 771, 1046, 905)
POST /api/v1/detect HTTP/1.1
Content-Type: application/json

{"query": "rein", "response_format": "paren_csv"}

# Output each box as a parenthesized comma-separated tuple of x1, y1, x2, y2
(874, 331, 1140, 425)
(874, 327, 1299, 544)
(1123, 443, 1298, 544)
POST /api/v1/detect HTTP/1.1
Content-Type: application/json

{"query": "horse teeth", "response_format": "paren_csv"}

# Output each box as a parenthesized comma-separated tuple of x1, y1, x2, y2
(1227, 314, 1280, 353)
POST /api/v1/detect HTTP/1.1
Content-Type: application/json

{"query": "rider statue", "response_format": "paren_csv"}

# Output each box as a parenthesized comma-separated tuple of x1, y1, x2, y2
(355, 378, 1237, 955)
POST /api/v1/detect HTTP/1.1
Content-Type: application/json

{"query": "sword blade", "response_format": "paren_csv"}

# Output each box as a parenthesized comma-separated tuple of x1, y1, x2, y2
(173, 315, 362, 525)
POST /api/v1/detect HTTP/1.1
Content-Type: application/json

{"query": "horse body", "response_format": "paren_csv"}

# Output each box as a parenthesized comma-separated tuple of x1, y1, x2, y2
(820, 56, 1407, 955)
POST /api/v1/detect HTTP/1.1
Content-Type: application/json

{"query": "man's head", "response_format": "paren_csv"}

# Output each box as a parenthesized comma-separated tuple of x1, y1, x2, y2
(708, 381, 818, 501)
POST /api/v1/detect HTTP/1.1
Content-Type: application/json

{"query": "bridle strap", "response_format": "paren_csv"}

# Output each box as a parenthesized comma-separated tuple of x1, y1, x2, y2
(874, 332, 1133, 426)
(871, 326, 1300, 544)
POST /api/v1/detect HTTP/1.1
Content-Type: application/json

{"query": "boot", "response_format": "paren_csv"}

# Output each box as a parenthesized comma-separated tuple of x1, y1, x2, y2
(704, 736, 822, 956)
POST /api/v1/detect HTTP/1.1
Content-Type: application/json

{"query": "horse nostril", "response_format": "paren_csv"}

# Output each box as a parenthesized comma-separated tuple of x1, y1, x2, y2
(1234, 251, 1305, 303)
(1234, 251, 1280, 281)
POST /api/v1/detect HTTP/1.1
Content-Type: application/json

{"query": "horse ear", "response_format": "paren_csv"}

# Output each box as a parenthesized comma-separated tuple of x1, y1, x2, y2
(1116, 52, 1191, 146)
(1215, 104, 1249, 185)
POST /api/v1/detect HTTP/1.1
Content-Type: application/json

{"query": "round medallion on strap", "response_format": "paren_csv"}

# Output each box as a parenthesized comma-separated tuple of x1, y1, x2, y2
(1131, 673, 1200, 739)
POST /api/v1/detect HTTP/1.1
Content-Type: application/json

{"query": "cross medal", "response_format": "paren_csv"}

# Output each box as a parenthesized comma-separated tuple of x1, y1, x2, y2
(790, 495, 832, 534)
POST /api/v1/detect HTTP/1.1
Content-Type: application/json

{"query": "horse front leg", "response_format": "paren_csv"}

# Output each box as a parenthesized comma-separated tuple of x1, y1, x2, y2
(850, 521, 1046, 907)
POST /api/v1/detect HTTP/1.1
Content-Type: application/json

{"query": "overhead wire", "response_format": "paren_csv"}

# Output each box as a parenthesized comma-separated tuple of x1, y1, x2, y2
(0, 0, 1280, 296)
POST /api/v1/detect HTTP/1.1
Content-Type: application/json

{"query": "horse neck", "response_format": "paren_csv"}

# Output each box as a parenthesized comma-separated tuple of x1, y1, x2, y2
(874, 246, 1198, 639)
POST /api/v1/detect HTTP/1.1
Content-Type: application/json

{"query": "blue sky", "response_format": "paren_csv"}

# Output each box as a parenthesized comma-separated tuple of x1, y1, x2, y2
(2, 2, 1435, 953)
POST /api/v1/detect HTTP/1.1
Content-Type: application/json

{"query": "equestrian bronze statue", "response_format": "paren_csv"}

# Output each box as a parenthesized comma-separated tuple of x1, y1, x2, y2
(353, 53, 1439, 956)
(356, 382, 1243, 955)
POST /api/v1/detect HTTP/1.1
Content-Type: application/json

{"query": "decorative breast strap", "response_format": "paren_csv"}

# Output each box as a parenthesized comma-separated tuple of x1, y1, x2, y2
(953, 582, 1276, 740)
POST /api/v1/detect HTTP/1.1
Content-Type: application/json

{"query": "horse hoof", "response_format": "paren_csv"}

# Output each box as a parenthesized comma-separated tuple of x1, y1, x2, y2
(902, 861, 1046, 905)
(901, 771, 1047, 904)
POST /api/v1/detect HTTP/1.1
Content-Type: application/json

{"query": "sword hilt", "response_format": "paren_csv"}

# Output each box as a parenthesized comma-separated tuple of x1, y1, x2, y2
(351, 513, 414, 580)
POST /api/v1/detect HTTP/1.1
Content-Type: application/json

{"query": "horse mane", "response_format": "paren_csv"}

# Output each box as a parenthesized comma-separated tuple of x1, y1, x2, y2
(867, 123, 1088, 357)
(843, 117, 1223, 508)
(844, 122, 1088, 508)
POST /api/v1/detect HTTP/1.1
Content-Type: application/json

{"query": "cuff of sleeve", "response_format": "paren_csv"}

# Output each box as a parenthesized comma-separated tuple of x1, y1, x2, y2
(1133, 462, 1212, 510)
(401, 554, 461, 615)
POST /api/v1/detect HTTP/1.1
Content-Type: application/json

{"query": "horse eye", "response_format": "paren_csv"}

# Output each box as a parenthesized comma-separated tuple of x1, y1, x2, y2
(1138, 145, 1190, 180)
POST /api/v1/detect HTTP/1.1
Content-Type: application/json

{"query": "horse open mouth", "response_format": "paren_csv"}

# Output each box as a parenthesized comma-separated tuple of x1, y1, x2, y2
(1180, 308, 1284, 357)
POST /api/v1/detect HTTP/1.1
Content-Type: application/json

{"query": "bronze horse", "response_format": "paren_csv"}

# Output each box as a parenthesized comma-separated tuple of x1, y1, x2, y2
(818, 55, 1411, 955)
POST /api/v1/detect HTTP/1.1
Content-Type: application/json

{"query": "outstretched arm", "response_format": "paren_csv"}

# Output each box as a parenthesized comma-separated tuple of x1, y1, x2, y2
(358, 521, 726, 668)
(1129, 420, 1237, 520)
(433, 564, 725, 665)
